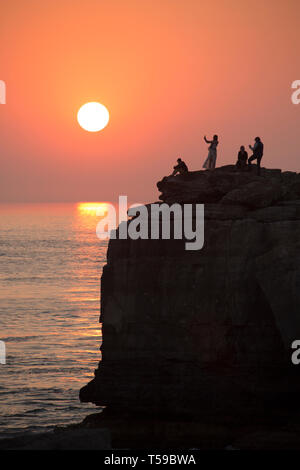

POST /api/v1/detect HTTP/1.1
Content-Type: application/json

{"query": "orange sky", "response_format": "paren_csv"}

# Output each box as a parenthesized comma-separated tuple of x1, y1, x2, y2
(0, 0, 299, 203)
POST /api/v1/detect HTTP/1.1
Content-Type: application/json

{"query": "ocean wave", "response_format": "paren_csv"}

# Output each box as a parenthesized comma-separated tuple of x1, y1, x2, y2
(1, 336, 40, 343)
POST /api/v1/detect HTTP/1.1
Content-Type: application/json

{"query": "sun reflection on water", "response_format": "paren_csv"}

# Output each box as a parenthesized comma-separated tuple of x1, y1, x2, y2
(77, 202, 111, 216)
(0, 202, 110, 434)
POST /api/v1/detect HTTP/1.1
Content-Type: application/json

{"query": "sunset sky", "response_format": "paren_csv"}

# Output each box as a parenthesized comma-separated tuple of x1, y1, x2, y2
(0, 0, 299, 203)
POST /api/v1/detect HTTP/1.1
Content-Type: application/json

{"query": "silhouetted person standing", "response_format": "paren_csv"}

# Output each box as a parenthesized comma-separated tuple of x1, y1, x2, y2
(248, 137, 264, 175)
(236, 145, 248, 169)
(203, 135, 219, 170)
(171, 158, 188, 176)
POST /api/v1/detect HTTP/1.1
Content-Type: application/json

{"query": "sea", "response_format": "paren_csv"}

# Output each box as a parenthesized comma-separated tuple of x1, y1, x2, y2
(0, 202, 110, 439)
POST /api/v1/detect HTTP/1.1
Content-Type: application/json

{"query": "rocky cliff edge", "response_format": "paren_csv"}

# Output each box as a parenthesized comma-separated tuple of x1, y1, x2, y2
(80, 165, 300, 426)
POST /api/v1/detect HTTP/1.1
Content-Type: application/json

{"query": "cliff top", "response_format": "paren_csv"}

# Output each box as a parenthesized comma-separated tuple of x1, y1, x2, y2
(157, 165, 300, 209)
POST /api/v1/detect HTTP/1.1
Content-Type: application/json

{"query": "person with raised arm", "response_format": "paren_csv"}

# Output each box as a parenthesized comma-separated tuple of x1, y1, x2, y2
(248, 136, 264, 175)
(203, 134, 219, 170)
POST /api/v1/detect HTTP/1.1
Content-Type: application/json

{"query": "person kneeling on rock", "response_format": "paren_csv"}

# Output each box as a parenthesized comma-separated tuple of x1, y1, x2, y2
(171, 157, 188, 176)
(236, 145, 248, 170)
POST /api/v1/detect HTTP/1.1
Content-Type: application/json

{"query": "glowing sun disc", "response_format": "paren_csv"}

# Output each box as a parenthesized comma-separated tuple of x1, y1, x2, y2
(77, 102, 109, 132)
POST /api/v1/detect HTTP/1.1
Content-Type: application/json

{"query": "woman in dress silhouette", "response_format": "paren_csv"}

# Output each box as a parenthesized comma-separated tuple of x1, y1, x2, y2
(203, 134, 219, 170)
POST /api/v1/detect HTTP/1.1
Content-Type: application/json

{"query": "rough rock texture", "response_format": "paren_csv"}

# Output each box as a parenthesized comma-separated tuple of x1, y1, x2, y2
(157, 165, 300, 207)
(80, 165, 300, 423)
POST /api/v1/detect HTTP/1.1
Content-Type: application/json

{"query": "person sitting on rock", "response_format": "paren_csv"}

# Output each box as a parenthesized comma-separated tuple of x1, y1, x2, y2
(171, 158, 188, 176)
(248, 137, 264, 175)
(236, 145, 248, 169)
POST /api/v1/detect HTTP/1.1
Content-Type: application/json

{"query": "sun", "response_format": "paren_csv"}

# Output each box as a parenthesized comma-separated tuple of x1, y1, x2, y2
(77, 102, 110, 132)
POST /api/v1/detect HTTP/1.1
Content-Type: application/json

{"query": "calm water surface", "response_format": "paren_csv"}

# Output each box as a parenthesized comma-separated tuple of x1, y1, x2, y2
(0, 203, 109, 438)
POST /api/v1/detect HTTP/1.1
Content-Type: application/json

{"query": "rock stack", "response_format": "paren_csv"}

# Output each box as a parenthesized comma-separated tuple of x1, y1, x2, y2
(80, 165, 300, 422)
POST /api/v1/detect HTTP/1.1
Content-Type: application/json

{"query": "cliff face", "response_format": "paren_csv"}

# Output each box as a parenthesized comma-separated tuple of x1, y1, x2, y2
(80, 165, 300, 420)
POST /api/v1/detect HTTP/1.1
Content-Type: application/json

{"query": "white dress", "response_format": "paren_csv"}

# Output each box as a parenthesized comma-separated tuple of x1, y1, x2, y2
(203, 141, 218, 169)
